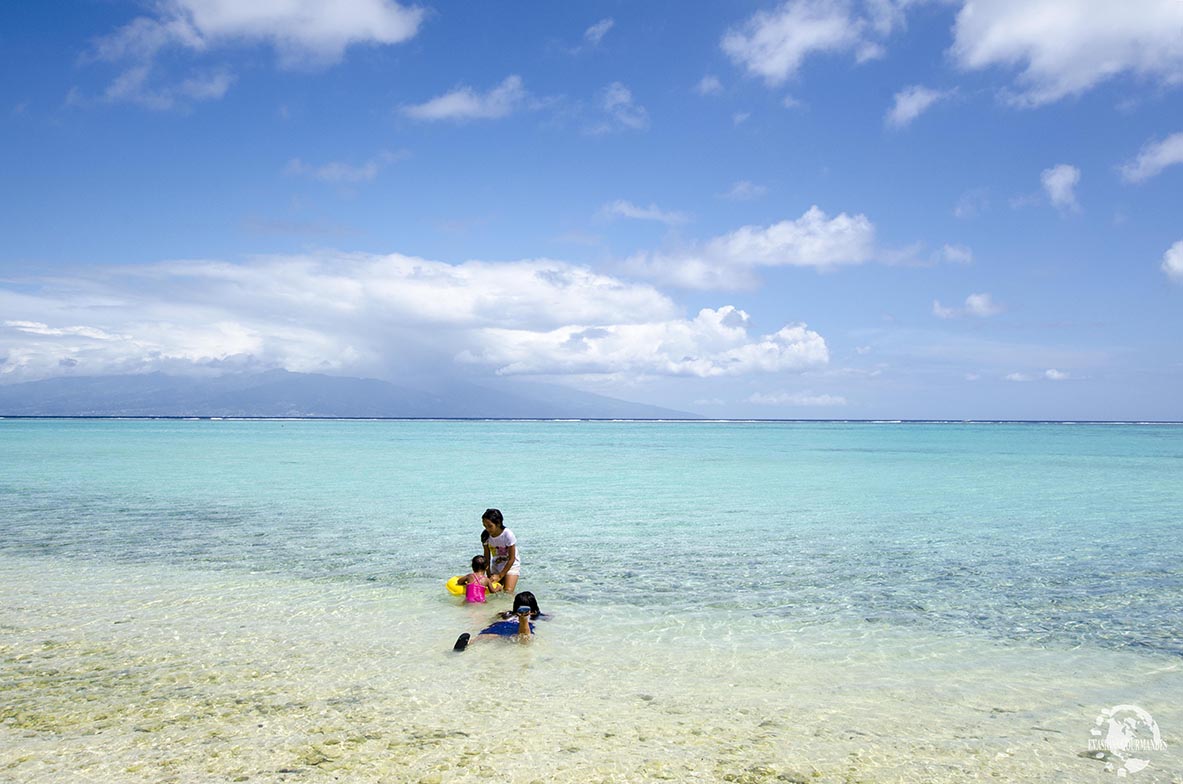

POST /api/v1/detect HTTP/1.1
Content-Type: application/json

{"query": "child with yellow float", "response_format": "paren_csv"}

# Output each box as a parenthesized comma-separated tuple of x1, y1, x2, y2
(444, 508, 519, 601)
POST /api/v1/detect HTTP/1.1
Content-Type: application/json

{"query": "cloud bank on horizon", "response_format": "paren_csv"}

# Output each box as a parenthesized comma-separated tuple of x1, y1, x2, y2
(1, 0, 1181, 419)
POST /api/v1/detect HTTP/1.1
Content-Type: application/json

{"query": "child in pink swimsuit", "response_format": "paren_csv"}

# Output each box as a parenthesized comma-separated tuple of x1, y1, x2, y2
(456, 555, 494, 603)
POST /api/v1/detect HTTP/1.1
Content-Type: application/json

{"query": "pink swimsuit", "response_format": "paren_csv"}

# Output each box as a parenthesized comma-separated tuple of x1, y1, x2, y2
(465, 575, 487, 603)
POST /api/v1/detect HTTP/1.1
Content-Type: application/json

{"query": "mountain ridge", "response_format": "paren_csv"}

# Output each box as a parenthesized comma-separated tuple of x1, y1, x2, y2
(0, 371, 702, 419)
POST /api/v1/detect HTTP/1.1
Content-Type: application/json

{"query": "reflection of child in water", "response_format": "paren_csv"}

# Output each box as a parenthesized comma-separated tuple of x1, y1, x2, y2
(453, 592, 542, 651)
(456, 555, 494, 603)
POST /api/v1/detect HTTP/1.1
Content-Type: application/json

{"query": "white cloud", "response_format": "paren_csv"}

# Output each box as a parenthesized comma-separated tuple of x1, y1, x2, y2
(589, 82, 649, 133)
(584, 18, 615, 46)
(97, 65, 234, 110)
(696, 75, 723, 95)
(953, 188, 989, 219)
(5, 321, 124, 341)
(720, 180, 769, 201)
(933, 292, 1003, 319)
(939, 244, 974, 265)
(459, 306, 829, 377)
(92, 0, 423, 69)
(950, 0, 1183, 106)
(0, 253, 830, 385)
(722, 0, 864, 86)
(1164, 240, 1183, 282)
(748, 390, 846, 406)
(402, 75, 526, 121)
(885, 85, 950, 128)
(1120, 132, 1183, 183)
(284, 150, 404, 183)
(83, 0, 421, 107)
(1041, 164, 1080, 211)
(1006, 369, 1070, 382)
(627, 206, 876, 290)
(964, 292, 1002, 317)
(601, 200, 688, 225)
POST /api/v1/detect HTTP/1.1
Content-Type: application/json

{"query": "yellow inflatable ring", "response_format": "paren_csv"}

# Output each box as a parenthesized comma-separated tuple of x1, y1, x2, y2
(445, 576, 464, 596)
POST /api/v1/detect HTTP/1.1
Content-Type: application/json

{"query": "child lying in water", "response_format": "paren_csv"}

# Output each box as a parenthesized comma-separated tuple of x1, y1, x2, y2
(453, 591, 543, 651)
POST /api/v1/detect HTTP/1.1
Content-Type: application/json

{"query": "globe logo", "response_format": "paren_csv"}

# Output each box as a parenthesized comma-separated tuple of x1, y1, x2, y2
(1088, 705, 1168, 777)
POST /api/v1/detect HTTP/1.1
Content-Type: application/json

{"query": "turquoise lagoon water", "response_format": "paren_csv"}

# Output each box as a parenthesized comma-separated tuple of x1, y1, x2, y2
(1, 419, 1180, 783)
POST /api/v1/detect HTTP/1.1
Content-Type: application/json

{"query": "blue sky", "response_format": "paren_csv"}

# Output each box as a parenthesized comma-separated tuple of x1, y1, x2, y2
(1, 0, 1181, 419)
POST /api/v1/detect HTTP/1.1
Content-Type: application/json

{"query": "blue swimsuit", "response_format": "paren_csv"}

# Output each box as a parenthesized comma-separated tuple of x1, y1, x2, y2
(480, 619, 535, 636)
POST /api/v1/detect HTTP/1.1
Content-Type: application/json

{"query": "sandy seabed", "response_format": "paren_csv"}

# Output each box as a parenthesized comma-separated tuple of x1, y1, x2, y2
(2, 558, 1181, 784)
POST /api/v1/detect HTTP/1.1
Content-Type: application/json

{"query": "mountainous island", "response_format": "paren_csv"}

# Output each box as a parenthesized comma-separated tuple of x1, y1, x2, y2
(0, 370, 700, 419)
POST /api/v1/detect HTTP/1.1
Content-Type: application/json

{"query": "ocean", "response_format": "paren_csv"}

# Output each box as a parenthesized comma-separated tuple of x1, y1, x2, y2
(1, 419, 1180, 782)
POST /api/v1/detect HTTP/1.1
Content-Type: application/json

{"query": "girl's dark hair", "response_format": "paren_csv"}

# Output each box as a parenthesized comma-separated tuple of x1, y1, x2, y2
(471, 555, 487, 572)
(482, 508, 504, 528)
(480, 529, 489, 543)
(512, 591, 541, 618)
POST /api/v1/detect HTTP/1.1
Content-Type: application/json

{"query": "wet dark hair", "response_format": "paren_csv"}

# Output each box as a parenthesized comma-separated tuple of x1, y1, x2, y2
(480, 529, 489, 544)
(482, 508, 504, 528)
(512, 591, 541, 618)
(471, 555, 487, 572)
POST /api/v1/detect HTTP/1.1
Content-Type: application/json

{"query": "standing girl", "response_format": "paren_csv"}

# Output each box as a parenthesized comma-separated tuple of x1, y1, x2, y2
(481, 508, 520, 595)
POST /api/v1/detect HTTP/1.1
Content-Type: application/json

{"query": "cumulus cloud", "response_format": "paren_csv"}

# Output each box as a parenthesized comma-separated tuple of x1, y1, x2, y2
(748, 390, 846, 406)
(284, 150, 405, 183)
(953, 188, 989, 219)
(1041, 164, 1081, 211)
(1164, 240, 1183, 282)
(720, 180, 769, 201)
(696, 75, 724, 95)
(588, 81, 649, 133)
(627, 206, 876, 290)
(933, 292, 1003, 319)
(92, 0, 423, 68)
(402, 75, 527, 121)
(0, 253, 828, 385)
(84, 0, 421, 106)
(950, 0, 1183, 106)
(939, 244, 974, 265)
(459, 306, 829, 377)
(94, 65, 234, 110)
(721, 0, 930, 86)
(1120, 132, 1183, 183)
(885, 85, 950, 128)
(1007, 369, 1070, 382)
(584, 18, 615, 47)
(601, 200, 688, 225)
(722, 0, 865, 85)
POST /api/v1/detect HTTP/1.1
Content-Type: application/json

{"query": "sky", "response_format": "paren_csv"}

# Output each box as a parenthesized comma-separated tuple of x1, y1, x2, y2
(1, 0, 1181, 420)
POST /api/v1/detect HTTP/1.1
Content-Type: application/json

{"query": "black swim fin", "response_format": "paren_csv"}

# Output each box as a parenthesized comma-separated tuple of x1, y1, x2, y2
(453, 633, 470, 652)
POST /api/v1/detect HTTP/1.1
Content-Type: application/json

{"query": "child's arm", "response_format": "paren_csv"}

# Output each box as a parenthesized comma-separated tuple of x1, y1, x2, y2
(493, 544, 516, 583)
(517, 608, 532, 636)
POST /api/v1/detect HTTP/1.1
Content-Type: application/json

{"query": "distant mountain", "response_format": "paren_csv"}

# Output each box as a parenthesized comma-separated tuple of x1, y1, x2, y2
(0, 371, 701, 419)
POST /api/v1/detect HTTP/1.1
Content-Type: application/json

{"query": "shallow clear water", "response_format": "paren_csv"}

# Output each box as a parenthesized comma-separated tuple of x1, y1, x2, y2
(2, 419, 1181, 782)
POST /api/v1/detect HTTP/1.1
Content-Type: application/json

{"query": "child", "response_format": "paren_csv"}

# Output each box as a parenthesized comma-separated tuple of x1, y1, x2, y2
(456, 555, 494, 603)
(453, 592, 543, 652)
(481, 508, 521, 595)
